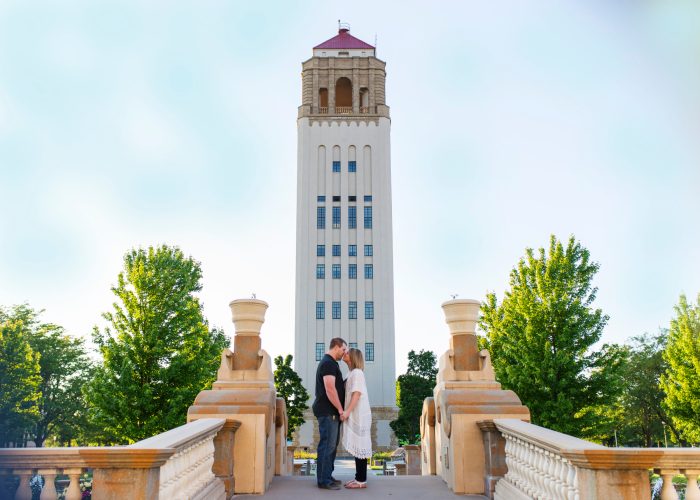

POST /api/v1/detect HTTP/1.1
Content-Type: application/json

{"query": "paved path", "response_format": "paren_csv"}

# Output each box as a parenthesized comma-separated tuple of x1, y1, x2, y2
(234, 459, 487, 499)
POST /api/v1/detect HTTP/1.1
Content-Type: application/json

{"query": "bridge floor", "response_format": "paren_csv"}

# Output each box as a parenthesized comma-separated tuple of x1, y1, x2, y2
(234, 460, 487, 499)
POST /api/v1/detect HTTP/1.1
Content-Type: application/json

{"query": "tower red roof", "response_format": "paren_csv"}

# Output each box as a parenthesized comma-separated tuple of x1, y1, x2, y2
(314, 28, 374, 50)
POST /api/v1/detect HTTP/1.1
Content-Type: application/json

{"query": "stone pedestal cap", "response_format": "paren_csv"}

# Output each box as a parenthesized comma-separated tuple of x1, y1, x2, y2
(441, 299, 480, 336)
(229, 299, 269, 336)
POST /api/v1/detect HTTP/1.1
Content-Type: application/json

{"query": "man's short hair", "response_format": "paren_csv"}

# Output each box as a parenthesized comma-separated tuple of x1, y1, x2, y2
(329, 337, 346, 350)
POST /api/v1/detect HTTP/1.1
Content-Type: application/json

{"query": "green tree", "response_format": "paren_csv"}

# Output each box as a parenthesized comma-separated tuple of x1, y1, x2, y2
(661, 293, 700, 444)
(390, 350, 437, 444)
(1, 304, 94, 447)
(480, 235, 618, 437)
(84, 245, 229, 444)
(0, 315, 41, 447)
(273, 354, 309, 441)
(616, 331, 683, 447)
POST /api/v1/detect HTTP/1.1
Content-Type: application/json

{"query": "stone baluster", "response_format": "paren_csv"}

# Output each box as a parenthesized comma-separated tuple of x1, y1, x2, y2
(659, 469, 679, 500)
(63, 468, 83, 500)
(686, 472, 700, 500)
(38, 469, 58, 500)
(13, 469, 33, 500)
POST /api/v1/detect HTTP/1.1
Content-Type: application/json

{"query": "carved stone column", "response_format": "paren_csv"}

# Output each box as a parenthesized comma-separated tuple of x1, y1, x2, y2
(188, 298, 285, 495)
(421, 299, 530, 495)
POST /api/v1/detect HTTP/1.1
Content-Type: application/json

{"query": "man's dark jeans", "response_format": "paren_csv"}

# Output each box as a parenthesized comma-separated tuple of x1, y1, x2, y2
(316, 414, 341, 486)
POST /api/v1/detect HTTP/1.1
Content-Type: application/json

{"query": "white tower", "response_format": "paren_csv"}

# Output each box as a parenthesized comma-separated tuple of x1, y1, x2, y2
(294, 26, 397, 450)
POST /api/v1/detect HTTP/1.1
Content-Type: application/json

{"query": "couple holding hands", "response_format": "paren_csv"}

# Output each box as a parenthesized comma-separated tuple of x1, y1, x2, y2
(312, 338, 372, 490)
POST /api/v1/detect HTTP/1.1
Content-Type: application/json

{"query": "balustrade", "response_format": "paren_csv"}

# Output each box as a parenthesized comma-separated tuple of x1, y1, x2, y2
(0, 418, 230, 500)
(487, 419, 700, 500)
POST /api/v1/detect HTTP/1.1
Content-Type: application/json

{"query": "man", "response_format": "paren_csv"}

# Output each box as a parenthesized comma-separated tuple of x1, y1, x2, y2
(312, 337, 347, 490)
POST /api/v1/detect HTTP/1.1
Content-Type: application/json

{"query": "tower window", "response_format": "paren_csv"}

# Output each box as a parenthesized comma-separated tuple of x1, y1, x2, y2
(348, 161, 357, 172)
(319, 88, 328, 110)
(365, 301, 374, 319)
(364, 195, 372, 202)
(335, 77, 352, 109)
(332, 301, 341, 319)
(349, 264, 357, 279)
(332, 245, 341, 257)
(317, 244, 325, 257)
(364, 207, 372, 229)
(318, 195, 326, 202)
(332, 161, 341, 173)
(316, 302, 325, 319)
(317, 207, 326, 229)
(332, 264, 341, 279)
(348, 206, 356, 229)
(364, 245, 373, 257)
(332, 206, 340, 228)
(349, 301, 357, 319)
(332, 195, 341, 202)
(349, 342, 358, 349)
(316, 264, 325, 279)
(316, 343, 325, 361)
(365, 343, 375, 362)
(349, 245, 357, 256)
(348, 196, 356, 202)
(364, 264, 373, 279)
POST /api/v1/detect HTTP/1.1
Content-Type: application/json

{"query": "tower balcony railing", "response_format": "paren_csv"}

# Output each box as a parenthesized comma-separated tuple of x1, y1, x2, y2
(485, 418, 700, 500)
(311, 106, 377, 115)
(0, 418, 235, 500)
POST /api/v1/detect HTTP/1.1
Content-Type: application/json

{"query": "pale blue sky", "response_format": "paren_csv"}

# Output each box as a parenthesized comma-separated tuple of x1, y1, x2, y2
(1, 1, 699, 374)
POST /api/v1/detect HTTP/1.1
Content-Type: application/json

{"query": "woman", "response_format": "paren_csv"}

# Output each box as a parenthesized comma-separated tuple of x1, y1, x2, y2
(341, 347, 372, 489)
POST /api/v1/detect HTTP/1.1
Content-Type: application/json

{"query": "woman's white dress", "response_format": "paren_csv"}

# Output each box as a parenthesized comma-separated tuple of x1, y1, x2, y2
(342, 368, 373, 459)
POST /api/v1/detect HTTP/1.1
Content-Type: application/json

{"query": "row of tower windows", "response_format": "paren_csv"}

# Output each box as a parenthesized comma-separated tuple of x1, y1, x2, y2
(317, 195, 372, 202)
(316, 301, 374, 320)
(317, 244, 373, 257)
(317, 206, 372, 229)
(332, 160, 357, 173)
(316, 342, 374, 362)
(316, 264, 373, 279)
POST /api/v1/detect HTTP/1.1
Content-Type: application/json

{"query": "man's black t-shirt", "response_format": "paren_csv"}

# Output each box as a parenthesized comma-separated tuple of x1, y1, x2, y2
(312, 354, 346, 417)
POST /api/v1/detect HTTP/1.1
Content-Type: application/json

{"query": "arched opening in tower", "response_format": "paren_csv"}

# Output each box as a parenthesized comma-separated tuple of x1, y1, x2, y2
(335, 77, 352, 111)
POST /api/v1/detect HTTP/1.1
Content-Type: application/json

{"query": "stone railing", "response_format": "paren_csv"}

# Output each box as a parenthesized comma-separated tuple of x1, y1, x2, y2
(0, 418, 237, 500)
(486, 418, 700, 500)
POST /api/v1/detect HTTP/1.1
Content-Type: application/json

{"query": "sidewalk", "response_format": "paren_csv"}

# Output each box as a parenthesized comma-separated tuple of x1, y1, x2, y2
(234, 459, 487, 499)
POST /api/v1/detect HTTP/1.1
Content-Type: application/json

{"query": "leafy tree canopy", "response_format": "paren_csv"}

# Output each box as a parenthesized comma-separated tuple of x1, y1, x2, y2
(84, 245, 229, 444)
(390, 350, 437, 444)
(273, 354, 309, 441)
(1, 304, 93, 447)
(0, 310, 41, 447)
(480, 235, 619, 437)
(661, 293, 700, 444)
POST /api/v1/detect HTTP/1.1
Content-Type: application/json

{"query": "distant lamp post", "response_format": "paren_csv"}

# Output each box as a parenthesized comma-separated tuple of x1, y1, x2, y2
(662, 421, 668, 448)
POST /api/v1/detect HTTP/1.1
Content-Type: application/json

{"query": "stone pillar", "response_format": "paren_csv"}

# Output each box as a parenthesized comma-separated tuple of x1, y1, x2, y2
(404, 445, 422, 475)
(212, 420, 241, 500)
(477, 420, 507, 500)
(421, 299, 530, 495)
(188, 298, 283, 495)
(420, 397, 436, 475)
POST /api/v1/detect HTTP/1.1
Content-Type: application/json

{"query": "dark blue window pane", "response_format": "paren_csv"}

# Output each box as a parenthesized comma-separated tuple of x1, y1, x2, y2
(349, 206, 356, 229)
(316, 302, 325, 319)
(316, 264, 325, 279)
(332, 206, 340, 228)
(316, 343, 324, 361)
(364, 245, 373, 257)
(365, 301, 374, 319)
(332, 301, 341, 319)
(333, 245, 341, 257)
(365, 343, 374, 362)
(364, 195, 372, 202)
(317, 195, 326, 202)
(364, 207, 372, 228)
(317, 245, 325, 256)
(349, 245, 357, 256)
(332, 264, 341, 279)
(349, 301, 357, 319)
(317, 207, 326, 229)
(349, 264, 357, 279)
(348, 161, 357, 172)
(364, 264, 373, 279)
(332, 161, 341, 172)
